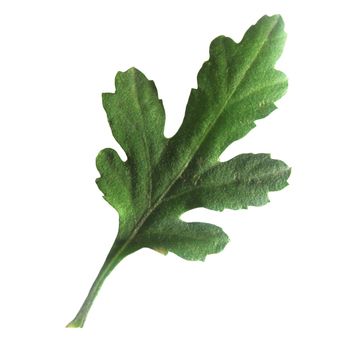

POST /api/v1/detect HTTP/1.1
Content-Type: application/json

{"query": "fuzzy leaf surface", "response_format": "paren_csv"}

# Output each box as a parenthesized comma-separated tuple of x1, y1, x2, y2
(67, 14, 290, 328)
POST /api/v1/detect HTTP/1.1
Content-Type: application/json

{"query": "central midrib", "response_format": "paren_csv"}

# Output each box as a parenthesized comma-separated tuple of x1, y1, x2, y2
(106, 18, 279, 266)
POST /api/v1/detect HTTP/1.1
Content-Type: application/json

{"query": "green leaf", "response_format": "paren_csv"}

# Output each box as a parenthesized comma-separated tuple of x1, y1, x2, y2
(67, 14, 290, 328)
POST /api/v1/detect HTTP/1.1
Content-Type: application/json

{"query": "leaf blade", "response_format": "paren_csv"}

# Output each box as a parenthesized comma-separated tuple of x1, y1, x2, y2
(163, 153, 291, 212)
(154, 15, 287, 194)
(102, 67, 167, 219)
(133, 220, 230, 261)
(95, 13, 289, 276)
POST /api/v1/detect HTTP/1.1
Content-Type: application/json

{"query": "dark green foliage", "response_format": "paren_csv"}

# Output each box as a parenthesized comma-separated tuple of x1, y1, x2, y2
(67, 15, 290, 328)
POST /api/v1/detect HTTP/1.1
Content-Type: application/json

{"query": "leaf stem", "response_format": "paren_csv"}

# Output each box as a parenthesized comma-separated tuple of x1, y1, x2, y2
(66, 247, 123, 328)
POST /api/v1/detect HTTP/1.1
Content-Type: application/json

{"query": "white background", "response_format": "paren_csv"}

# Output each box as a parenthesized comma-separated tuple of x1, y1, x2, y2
(1, 0, 349, 349)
